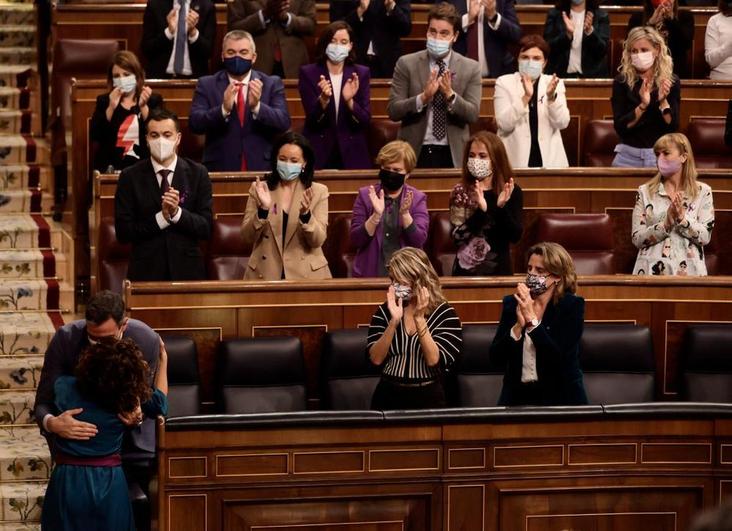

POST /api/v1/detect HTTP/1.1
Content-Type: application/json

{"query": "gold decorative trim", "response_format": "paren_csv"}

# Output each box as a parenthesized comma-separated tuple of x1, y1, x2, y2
(167, 493, 207, 531)
(721, 444, 732, 465)
(250, 521, 405, 530)
(215, 452, 289, 478)
(525, 511, 677, 531)
(447, 484, 485, 530)
(292, 450, 366, 475)
(640, 442, 713, 464)
(493, 444, 565, 468)
(664, 320, 732, 395)
(168, 456, 207, 479)
(447, 448, 486, 470)
(567, 443, 638, 466)
(368, 448, 441, 472)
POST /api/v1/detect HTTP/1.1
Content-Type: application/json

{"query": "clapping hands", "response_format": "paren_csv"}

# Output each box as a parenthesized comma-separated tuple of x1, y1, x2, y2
(253, 175, 272, 210)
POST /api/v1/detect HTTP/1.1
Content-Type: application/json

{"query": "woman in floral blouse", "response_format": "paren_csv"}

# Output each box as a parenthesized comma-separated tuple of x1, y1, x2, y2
(631, 133, 715, 276)
(449, 131, 523, 276)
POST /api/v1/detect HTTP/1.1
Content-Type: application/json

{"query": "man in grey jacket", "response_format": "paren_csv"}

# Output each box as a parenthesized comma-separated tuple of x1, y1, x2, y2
(387, 1, 482, 168)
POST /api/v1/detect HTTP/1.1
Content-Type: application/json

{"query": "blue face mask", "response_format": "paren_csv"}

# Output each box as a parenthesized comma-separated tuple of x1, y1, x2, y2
(276, 160, 302, 182)
(571, 0, 584, 5)
(326, 43, 350, 64)
(518, 59, 543, 81)
(426, 37, 451, 59)
(223, 56, 252, 77)
(113, 74, 137, 94)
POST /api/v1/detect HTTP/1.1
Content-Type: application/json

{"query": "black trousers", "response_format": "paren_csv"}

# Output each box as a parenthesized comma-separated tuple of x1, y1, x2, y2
(371, 378, 446, 410)
(417, 144, 454, 168)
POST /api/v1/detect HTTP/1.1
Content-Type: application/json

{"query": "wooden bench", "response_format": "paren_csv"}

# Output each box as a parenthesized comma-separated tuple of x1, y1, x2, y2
(155, 405, 732, 531)
(124, 276, 732, 405)
(52, 3, 717, 79)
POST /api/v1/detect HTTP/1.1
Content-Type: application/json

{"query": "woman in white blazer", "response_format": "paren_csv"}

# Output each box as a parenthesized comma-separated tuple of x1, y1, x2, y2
(494, 35, 571, 169)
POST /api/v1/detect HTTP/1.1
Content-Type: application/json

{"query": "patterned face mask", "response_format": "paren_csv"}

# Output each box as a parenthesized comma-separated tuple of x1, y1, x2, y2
(392, 282, 412, 303)
(525, 273, 551, 298)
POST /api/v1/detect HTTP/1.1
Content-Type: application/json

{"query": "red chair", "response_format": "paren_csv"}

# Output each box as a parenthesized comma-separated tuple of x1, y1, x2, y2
(582, 120, 619, 167)
(206, 215, 251, 280)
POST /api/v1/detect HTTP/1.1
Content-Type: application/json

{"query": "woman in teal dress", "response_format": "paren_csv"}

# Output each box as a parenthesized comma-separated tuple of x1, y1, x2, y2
(41, 338, 168, 531)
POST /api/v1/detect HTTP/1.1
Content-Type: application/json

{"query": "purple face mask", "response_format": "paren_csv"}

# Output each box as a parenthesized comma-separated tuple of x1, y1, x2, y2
(657, 157, 683, 178)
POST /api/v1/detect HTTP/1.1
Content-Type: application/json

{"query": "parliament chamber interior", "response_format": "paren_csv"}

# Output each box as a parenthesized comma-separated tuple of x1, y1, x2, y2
(1, 0, 732, 529)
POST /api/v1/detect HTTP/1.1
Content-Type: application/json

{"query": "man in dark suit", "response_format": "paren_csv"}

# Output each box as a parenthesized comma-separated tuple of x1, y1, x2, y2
(329, 0, 411, 79)
(447, 0, 521, 77)
(34, 290, 161, 531)
(141, 0, 216, 79)
(227, 0, 316, 78)
(115, 108, 213, 281)
(189, 29, 291, 171)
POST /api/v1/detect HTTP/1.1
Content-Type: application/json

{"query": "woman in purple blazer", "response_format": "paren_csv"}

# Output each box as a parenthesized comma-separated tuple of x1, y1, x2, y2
(350, 141, 429, 277)
(298, 21, 372, 169)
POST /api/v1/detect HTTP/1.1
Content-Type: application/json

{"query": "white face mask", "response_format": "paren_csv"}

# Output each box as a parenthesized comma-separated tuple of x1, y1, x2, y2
(148, 136, 177, 163)
(113, 74, 137, 94)
(631, 51, 655, 72)
(467, 157, 493, 180)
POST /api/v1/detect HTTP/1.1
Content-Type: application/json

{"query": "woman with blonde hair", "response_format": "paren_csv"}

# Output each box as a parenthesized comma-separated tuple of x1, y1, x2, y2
(489, 242, 588, 406)
(611, 26, 680, 168)
(90, 50, 163, 173)
(368, 247, 463, 409)
(631, 133, 714, 276)
(450, 130, 523, 276)
(350, 140, 429, 277)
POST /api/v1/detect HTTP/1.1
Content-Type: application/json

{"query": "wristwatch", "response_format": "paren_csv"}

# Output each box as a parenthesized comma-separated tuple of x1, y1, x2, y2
(529, 318, 539, 328)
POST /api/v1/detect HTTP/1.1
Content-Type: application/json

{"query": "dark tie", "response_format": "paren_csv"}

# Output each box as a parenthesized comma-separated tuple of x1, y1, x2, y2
(159, 169, 172, 194)
(432, 59, 447, 140)
(173, 0, 187, 75)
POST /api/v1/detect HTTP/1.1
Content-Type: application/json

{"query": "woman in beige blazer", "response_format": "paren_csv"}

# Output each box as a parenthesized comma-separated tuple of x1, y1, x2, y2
(242, 132, 332, 280)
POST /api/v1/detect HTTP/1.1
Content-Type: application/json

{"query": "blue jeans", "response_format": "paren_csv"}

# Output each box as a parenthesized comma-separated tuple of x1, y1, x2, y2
(611, 144, 657, 168)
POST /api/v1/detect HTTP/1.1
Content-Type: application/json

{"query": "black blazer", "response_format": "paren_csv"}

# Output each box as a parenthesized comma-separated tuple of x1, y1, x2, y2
(543, 7, 610, 78)
(141, 0, 216, 78)
(330, 0, 411, 79)
(726, 99, 732, 148)
(489, 292, 588, 406)
(114, 156, 213, 281)
(90, 93, 164, 173)
(448, 0, 522, 78)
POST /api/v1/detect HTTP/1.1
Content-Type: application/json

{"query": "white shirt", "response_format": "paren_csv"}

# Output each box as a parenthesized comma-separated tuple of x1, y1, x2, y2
(416, 51, 454, 146)
(705, 13, 732, 80)
(330, 71, 343, 119)
(151, 155, 183, 228)
(511, 321, 541, 383)
(461, 8, 502, 77)
(165, 0, 200, 76)
(567, 10, 585, 74)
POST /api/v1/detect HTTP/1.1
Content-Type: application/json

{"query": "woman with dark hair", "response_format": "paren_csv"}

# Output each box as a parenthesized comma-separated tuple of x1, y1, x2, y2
(241, 131, 331, 280)
(41, 338, 168, 530)
(449, 130, 523, 276)
(627, 0, 694, 78)
(298, 20, 371, 169)
(543, 0, 610, 78)
(368, 247, 462, 410)
(705, 0, 732, 80)
(90, 50, 164, 173)
(494, 35, 571, 168)
(489, 242, 588, 406)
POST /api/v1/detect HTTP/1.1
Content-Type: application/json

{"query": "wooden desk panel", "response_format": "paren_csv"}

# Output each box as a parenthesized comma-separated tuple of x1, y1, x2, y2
(155, 410, 732, 531)
(125, 277, 732, 406)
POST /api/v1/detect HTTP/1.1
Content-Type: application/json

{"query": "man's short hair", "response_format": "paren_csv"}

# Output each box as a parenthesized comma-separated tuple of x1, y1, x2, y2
(146, 107, 181, 132)
(427, 2, 461, 34)
(85, 290, 125, 325)
(223, 30, 256, 54)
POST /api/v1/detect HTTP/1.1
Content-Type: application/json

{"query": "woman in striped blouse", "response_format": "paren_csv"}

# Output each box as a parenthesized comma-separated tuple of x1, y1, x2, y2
(368, 247, 463, 410)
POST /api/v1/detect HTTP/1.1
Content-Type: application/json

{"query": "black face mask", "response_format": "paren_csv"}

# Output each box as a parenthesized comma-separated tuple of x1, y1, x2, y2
(379, 168, 406, 192)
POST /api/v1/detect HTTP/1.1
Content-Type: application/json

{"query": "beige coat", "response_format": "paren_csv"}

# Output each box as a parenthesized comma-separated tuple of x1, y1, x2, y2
(241, 179, 331, 280)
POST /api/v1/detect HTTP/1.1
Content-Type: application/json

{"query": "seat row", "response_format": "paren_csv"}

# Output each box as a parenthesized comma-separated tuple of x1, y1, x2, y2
(163, 322, 732, 418)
